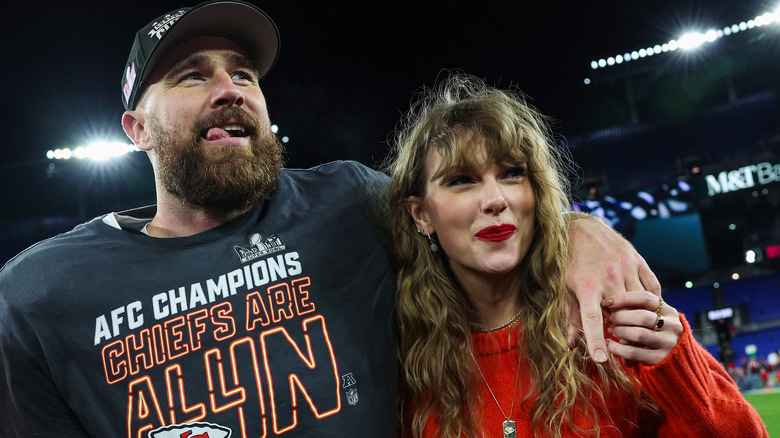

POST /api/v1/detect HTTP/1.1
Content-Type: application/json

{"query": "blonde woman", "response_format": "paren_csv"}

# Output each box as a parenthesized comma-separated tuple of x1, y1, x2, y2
(384, 73, 766, 437)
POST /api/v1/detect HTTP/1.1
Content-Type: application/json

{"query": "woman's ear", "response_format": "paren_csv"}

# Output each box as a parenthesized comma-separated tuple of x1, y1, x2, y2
(406, 196, 434, 235)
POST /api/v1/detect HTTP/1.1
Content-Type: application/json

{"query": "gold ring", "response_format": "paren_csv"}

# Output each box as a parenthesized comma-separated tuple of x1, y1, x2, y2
(654, 314, 665, 331)
(652, 296, 664, 331)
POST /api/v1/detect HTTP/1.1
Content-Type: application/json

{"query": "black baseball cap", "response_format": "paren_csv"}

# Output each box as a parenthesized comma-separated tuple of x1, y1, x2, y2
(121, 0, 280, 110)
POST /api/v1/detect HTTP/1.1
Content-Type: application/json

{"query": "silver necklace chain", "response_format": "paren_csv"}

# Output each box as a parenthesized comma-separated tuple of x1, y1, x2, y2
(472, 310, 522, 333)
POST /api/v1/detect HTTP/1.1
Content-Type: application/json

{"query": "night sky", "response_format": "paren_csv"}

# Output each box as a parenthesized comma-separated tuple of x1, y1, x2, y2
(0, 0, 773, 221)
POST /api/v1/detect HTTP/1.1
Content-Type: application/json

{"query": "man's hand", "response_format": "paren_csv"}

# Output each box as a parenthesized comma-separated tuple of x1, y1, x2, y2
(565, 212, 661, 362)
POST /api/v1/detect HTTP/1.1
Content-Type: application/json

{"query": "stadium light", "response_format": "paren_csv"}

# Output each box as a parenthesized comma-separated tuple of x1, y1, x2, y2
(588, 6, 780, 72)
(271, 123, 289, 143)
(47, 141, 140, 162)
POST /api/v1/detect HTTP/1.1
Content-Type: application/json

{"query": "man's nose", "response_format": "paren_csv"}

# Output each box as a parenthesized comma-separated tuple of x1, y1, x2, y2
(210, 71, 245, 108)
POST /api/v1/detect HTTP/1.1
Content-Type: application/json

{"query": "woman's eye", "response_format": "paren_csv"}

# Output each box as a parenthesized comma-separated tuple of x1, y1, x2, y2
(445, 175, 474, 186)
(504, 166, 527, 179)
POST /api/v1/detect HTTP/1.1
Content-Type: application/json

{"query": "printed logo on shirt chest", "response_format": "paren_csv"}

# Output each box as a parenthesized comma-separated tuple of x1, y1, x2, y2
(90, 233, 363, 437)
(149, 422, 231, 438)
(234, 233, 286, 263)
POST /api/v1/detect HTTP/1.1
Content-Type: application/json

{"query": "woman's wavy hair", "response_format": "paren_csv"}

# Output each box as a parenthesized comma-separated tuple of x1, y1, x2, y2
(382, 73, 645, 437)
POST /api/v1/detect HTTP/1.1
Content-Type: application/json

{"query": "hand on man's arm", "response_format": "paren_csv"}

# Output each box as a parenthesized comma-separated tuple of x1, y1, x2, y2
(564, 212, 661, 362)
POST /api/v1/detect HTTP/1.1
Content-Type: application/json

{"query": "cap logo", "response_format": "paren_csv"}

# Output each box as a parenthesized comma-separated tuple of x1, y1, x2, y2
(147, 9, 187, 40)
(123, 62, 137, 104)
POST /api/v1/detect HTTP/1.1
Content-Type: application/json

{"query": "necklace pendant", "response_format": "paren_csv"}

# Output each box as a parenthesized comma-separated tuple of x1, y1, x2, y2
(502, 420, 516, 438)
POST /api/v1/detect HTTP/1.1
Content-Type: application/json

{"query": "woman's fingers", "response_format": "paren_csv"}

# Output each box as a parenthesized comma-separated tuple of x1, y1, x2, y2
(602, 291, 684, 366)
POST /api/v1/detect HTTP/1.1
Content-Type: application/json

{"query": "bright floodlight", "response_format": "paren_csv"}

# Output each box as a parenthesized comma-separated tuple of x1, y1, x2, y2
(755, 12, 775, 26)
(47, 141, 139, 161)
(677, 32, 706, 50)
(585, 5, 779, 75)
(76, 141, 137, 160)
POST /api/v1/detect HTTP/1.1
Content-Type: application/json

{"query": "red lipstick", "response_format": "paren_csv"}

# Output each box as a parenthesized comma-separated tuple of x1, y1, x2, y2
(475, 224, 516, 242)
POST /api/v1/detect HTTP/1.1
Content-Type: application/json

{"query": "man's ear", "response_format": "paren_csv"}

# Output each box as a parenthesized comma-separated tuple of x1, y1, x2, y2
(121, 110, 152, 151)
(406, 195, 434, 235)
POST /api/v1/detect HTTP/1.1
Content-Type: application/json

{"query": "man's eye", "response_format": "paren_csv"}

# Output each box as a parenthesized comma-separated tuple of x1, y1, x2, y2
(179, 72, 203, 82)
(232, 71, 258, 82)
(445, 175, 473, 186)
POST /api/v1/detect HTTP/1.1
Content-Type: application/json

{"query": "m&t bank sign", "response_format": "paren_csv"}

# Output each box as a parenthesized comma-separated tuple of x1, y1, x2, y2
(704, 161, 780, 196)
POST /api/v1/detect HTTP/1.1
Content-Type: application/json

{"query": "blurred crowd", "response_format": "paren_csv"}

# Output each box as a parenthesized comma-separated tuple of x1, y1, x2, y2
(725, 350, 780, 392)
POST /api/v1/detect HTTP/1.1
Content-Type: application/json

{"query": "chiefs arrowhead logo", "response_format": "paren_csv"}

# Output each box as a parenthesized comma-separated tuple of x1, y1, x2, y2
(148, 422, 231, 438)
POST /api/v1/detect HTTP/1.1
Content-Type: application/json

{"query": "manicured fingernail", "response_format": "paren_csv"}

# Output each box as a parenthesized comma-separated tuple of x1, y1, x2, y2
(594, 349, 607, 363)
(601, 298, 614, 307)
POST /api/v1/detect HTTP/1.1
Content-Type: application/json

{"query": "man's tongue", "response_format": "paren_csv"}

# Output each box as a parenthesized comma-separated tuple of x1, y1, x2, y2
(205, 127, 230, 141)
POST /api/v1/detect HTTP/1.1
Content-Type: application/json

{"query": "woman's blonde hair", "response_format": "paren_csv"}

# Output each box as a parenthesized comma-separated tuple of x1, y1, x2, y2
(383, 73, 644, 437)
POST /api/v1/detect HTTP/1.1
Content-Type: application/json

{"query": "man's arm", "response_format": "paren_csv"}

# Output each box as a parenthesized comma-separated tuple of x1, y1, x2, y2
(564, 212, 661, 362)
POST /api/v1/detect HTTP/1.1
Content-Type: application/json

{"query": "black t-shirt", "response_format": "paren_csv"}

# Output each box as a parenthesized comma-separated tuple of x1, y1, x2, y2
(0, 161, 397, 437)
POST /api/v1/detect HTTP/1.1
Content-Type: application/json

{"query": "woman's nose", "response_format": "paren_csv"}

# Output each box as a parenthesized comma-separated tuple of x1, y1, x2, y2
(481, 182, 508, 215)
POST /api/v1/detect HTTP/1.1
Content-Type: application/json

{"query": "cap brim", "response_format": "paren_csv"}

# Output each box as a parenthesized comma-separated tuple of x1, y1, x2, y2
(141, 1, 280, 84)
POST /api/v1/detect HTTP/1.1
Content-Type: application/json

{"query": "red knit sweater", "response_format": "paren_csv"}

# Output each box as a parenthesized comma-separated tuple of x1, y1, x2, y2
(414, 315, 767, 437)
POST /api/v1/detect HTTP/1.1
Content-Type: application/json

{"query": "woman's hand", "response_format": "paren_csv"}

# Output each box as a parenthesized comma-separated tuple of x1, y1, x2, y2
(601, 291, 683, 366)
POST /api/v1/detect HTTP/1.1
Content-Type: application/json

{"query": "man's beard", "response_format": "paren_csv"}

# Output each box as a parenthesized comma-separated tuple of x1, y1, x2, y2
(150, 108, 284, 212)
